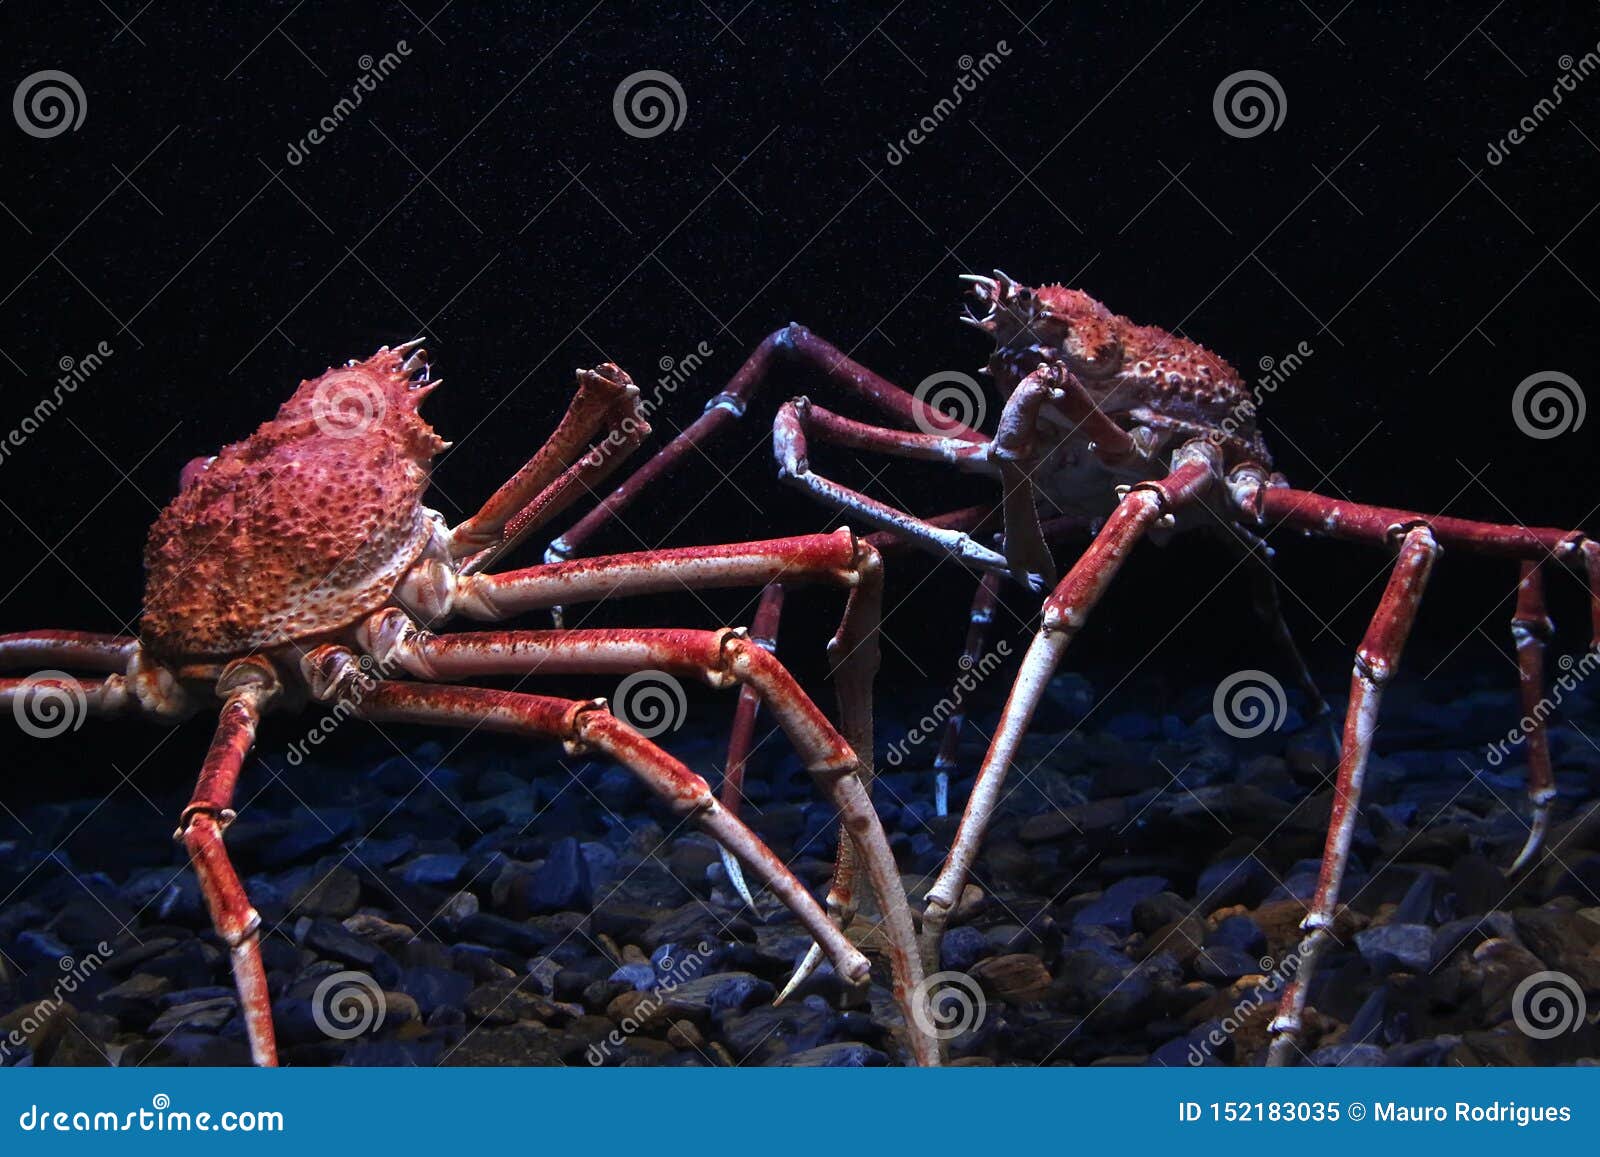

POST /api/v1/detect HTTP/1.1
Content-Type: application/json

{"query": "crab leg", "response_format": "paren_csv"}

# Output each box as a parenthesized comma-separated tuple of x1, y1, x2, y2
(549, 325, 987, 564)
(1508, 561, 1556, 873)
(925, 516, 1100, 817)
(1240, 480, 1600, 870)
(1250, 487, 1582, 558)
(0, 630, 138, 672)
(176, 658, 282, 1067)
(774, 398, 1009, 573)
(716, 584, 786, 905)
(440, 530, 874, 622)
(305, 646, 935, 1065)
(1266, 525, 1439, 1065)
(351, 614, 932, 1064)
(448, 364, 647, 565)
(920, 444, 1222, 956)
(927, 574, 1004, 817)
(0, 672, 137, 720)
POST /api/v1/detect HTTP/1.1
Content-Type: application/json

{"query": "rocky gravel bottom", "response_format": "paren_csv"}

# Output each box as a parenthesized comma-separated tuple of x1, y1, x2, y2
(3, 670, 1599, 1066)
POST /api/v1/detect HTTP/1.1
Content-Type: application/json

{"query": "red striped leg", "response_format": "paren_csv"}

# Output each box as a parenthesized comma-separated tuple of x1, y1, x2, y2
(931, 573, 1003, 817)
(774, 397, 1008, 573)
(0, 630, 137, 672)
(449, 363, 647, 566)
(0, 672, 136, 718)
(718, 584, 786, 907)
(775, 537, 888, 1008)
(330, 670, 871, 970)
(1267, 526, 1440, 1066)
(551, 324, 987, 563)
(1508, 561, 1556, 873)
(347, 617, 936, 1066)
(437, 529, 872, 623)
(919, 446, 1221, 955)
(176, 659, 282, 1066)
(1253, 487, 1580, 558)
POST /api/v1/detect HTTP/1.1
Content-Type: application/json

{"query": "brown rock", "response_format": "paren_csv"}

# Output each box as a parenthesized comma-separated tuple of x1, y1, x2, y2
(971, 953, 1053, 1003)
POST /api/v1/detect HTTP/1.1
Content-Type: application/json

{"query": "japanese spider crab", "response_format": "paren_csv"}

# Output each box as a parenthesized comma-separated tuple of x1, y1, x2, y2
(544, 273, 1600, 1063)
(0, 341, 938, 1067)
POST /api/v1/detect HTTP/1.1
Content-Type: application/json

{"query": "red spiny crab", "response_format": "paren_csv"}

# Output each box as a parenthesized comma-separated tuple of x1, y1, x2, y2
(540, 272, 1600, 1062)
(0, 340, 937, 1066)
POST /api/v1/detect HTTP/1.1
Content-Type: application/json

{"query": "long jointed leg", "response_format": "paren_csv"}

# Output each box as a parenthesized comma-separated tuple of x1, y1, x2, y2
(1508, 561, 1556, 873)
(773, 397, 1006, 572)
(919, 443, 1223, 958)
(1266, 525, 1439, 1065)
(448, 363, 647, 571)
(550, 324, 988, 564)
(176, 658, 282, 1066)
(717, 584, 786, 908)
(0, 630, 137, 673)
(932, 573, 1003, 817)
(342, 614, 938, 1066)
(1245, 482, 1600, 871)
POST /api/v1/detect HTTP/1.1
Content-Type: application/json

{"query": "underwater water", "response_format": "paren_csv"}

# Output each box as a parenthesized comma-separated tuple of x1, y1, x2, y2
(2, 2, 1598, 1075)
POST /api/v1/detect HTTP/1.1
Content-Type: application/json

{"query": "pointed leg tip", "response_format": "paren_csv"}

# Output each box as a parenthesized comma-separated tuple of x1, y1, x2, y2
(718, 844, 759, 911)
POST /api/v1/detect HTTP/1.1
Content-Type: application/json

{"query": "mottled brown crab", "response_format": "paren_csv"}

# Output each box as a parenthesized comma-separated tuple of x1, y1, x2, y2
(1, 341, 935, 1066)
(540, 272, 1600, 1062)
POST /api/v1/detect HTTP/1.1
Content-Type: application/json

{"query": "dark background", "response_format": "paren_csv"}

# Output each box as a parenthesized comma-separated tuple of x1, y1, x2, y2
(2, 2, 1597, 800)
